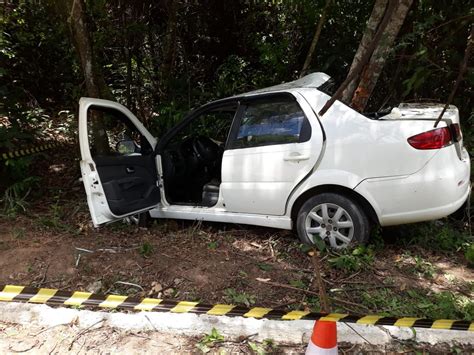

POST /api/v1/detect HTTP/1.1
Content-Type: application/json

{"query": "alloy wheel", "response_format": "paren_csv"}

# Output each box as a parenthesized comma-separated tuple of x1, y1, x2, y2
(304, 203, 354, 249)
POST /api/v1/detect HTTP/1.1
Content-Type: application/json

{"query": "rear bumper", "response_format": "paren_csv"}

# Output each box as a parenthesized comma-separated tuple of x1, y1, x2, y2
(355, 147, 471, 226)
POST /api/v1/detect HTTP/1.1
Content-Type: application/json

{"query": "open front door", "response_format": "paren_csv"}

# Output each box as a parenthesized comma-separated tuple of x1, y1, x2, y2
(79, 97, 160, 226)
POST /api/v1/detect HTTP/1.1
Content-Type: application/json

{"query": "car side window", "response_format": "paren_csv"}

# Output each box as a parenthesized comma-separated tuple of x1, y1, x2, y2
(230, 98, 310, 149)
(87, 106, 152, 157)
(167, 108, 236, 148)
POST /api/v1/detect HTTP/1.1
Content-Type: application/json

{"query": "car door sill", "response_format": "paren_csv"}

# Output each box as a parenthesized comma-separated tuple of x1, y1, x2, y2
(149, 205, 292, 230)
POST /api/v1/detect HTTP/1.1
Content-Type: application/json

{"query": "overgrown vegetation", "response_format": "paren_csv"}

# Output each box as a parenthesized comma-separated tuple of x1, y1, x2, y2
(0, 0, 472, 338)
(361, 288, 473, 321)
(328, 246, 375, 272)
(1, 1, 472, 174)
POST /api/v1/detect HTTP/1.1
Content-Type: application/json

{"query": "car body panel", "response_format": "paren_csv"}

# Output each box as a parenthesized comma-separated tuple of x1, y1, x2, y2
(78, 98, 158, 226)
(79, 72, 471, 230)
(149, 204, 292, 229)
(355, 147, 471, 226)
(220, 92, 324, 215)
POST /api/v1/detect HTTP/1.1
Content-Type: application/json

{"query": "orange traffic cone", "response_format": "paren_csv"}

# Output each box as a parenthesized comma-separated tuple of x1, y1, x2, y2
(305, 320, 338, 354)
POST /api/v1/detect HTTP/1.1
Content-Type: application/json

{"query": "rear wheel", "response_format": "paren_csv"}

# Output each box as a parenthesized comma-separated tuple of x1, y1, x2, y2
(296, 193, 369, 249)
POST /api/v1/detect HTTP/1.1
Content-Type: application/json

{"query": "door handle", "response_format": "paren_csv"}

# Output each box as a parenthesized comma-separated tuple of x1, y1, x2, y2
(284, 153, 310, 161)
(126, 167, 135, 174)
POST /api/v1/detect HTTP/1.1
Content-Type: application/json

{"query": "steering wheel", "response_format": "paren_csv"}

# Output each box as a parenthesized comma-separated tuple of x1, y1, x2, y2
(191, 136, 219, 165)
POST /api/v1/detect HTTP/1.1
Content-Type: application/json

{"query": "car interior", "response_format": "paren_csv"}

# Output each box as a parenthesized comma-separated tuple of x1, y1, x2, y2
(160, 105, 237, 207)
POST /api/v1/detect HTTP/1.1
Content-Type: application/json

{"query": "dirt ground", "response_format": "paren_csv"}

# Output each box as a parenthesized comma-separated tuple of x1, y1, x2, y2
(0, 321, 307, 354)
(0, 146, 473, 353)
(1, 321, 470, 354)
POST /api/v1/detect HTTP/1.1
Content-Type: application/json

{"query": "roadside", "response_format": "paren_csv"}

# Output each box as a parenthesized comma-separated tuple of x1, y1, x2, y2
(0, 144, 473, 352)
(1, 302, 473, 354)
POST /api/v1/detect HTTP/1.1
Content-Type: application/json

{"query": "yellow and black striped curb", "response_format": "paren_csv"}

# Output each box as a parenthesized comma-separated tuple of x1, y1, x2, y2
(1, 285, 472, 332)
(0, 142, 62, 161)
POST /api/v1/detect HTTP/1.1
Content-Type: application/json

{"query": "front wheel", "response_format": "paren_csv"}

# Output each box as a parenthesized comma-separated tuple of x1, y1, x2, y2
(296, 193, 369, 250)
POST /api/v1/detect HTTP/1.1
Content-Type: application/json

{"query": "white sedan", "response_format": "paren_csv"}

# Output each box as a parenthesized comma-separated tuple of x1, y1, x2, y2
(79, 73, 471, 249)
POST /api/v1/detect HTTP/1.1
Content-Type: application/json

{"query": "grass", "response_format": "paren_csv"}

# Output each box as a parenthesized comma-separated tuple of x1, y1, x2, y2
(1, 176, 39, 217)
(35, 192, 81, 235)
(465, 244, 474, 266)
(224, 288, 256, 307)
(328, 246, 374, 272)
(360, 288, 473, 321)
(320, 219, 474, 321)
(139, 241, 153, 258)
(391, 220, 471, 253)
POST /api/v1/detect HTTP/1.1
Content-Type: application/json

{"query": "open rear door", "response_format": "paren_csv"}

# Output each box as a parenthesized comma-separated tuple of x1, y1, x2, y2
(79, 97, 160, 226)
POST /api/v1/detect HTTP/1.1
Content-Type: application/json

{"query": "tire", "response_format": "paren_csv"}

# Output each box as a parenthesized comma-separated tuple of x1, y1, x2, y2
(296, 193, 369, 250)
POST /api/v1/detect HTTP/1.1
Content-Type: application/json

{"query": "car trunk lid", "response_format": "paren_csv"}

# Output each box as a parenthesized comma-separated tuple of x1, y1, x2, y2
(381, 103, 464, 159)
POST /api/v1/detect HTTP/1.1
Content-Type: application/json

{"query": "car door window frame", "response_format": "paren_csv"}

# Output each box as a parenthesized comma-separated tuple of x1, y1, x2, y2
(226, 92, 312, 150)
(156, 99, 240, 154)
(80, 98, 157, 162)
(87, 105, 154, 158)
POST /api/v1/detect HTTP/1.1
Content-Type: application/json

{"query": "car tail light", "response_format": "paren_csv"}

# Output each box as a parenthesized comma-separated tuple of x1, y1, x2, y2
(450, 123, 462, 142)
(407, 127, 453, 150)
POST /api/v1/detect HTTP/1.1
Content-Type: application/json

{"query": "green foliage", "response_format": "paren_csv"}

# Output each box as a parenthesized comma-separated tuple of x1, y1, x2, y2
(139, 241, 153, 258)
(207, 241, 218, 250)
(0, 0, 472, 154)
(196, 327, 224, 353)
(396, 221, 471, 253)
(0, 2, 78, 117)
(328, 246, 374, 272)
(1, 176, 39, 216)
(257, 263, 272, 271)
(413, 255, 436, 279)
(289, 279, 306, 289)
(362, 288, 473, 321)
(36, 192, 79, 234)
(224, 288, 256, 307)
(465, 244, 474, 267)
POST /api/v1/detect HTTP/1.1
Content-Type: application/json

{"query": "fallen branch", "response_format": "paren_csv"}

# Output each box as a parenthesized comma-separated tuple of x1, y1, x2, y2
(114, 281, 144, 291)
(310, 249, 330, 313)
(330, 285, 397, 292)
(68, 320, 103, 351)
(330, 297, 371, 312)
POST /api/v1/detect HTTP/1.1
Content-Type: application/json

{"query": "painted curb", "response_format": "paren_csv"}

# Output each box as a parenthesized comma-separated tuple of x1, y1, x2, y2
(0, 302, 472, 346)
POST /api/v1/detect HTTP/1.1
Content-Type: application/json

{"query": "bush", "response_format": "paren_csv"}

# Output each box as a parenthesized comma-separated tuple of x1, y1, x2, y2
(465, 244, 474, 267)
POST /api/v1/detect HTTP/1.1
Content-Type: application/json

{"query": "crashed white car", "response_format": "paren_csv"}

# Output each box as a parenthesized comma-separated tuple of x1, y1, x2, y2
(79, 73, 471, 249)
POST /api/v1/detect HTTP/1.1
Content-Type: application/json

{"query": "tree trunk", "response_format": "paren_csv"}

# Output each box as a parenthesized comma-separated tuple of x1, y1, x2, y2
(341, 0, 388, 104)
(350, 0, 413, 112)
(299, 0, 333, 78)
(66, 0, 110, 99)
(318, 0, 397, 116)
(161, 0, 178, 96)
(57, 0, 111, 153)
